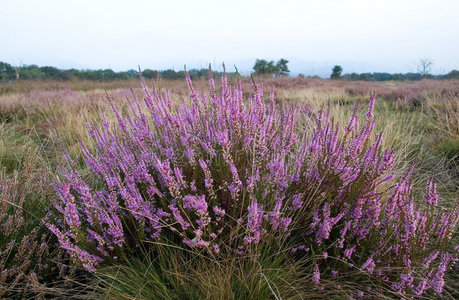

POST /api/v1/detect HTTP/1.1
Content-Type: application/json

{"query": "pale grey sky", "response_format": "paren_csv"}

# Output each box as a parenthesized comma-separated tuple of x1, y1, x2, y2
(1, 0, 458, 75)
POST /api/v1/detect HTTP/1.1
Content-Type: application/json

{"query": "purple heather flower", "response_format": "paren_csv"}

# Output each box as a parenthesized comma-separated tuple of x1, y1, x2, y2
(344, 246, 356, 259)
(213, 206, 225, 217)
(291, 193, 303, 210)
(183, 194, 208, 216)
(361, 257, 375, 274)
(312, 264, 320, 285)
(424, 176, 438, 206)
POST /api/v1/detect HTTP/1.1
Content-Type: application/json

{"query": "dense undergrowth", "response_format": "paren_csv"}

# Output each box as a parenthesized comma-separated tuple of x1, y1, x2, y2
(0, 73, 458, 298)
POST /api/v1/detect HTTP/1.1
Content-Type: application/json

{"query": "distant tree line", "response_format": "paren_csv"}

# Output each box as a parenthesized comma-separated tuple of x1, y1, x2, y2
(0, 61, 235, 81)
(340, 71, 459, 81)
(1, 60, 459, 82)
(330, 59, 459, 81)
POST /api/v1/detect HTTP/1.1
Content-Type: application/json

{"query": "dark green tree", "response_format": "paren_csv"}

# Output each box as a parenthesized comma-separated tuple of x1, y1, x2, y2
(63, 68, 80, 79)
(405, 72, 422, 81)
(330, 65, 343, 79)
(276, 58, 289, 77)
(349, 73, 359, 80)
(19, 65, 46, 79)
(40, 66, 66, 79)
(141, 69, 159, 79)
(253, 59, 268, 74)
(126, 69, 139, 78)
(253, 59, 279, 76)
(446, 70, 459, 79)
(0, 62, 15, 80)
(101, 69, 117, 80)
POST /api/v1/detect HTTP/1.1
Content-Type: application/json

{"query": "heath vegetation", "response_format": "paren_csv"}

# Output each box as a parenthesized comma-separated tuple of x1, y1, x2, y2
(0, 70, 458, 299)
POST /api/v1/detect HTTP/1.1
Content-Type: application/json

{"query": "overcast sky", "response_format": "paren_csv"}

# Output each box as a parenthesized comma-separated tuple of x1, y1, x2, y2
(1, 0, 458, 75)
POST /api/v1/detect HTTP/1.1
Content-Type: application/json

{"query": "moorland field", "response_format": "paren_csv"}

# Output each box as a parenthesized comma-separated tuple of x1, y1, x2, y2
(0, 75, 458, 299)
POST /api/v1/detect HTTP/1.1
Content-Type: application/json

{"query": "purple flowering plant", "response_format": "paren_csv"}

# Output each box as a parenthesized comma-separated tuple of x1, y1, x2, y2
(47, 69, 458, 296)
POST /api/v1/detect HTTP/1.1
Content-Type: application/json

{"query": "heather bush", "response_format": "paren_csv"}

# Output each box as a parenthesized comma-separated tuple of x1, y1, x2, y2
(47, 70, 458, 297)
(0, 148, 73, 297)
(285, 98, 458, 296)
(47, 70, 298, 269)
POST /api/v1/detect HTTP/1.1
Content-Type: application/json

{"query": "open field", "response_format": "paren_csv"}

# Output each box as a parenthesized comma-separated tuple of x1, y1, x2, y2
(0, 76, 458, 298)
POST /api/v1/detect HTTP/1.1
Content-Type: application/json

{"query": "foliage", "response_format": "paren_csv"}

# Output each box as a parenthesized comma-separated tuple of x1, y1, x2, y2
(0, 62, 15, 80)
(2, 60, 459, 82)
(0, 61, 236, 82)
(16, 65, 46, 80)
(276, 58, 290, 77)
(341, 72, 427, 81)
(253, 58, 289, 77)
(446, 70, 459, 79)
(252, 59, 278, 76)
(330, 65, 343, 79)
